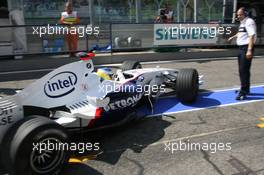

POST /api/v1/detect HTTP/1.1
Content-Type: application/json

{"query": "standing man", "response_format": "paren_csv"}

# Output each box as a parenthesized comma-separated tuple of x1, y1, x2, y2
(60, 2, 80, 57)
(228, 7, 257, 100)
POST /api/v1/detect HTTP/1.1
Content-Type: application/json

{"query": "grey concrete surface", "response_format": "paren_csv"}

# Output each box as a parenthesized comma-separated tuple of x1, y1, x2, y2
(1, 57, 264, 175)
(75, 58, 264, 175)
(1, 48, 264, 73)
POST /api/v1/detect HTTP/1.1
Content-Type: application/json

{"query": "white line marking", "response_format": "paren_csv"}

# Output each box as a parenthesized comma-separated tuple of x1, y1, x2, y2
(0, 68, 53, 75)
(160, 84, 264, 99)
(100, 55, 264, 67)
(1, 55, 263, 75)
(147, 99, 264, 117)
(147, 84, 264, 117)
(199, 84, 264, 94)
(102, 125, 254, 153)
(150, 125, 254, 146)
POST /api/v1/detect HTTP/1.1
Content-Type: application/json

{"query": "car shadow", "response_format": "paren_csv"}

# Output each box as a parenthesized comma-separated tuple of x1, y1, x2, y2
(96, 118, 171, 164)
(61, 163, 103, 175)
(184, 92, 222, 108)
(138, 92, 222, 115)
(64, 117, 171, 173)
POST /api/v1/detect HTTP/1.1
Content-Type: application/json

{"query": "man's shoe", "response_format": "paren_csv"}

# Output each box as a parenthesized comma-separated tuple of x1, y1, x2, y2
(235, 89, 250, 95)
(236, 91, 247, 100)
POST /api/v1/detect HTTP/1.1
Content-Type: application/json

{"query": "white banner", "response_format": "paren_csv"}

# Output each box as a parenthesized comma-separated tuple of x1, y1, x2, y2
(153, 24, 221, 46)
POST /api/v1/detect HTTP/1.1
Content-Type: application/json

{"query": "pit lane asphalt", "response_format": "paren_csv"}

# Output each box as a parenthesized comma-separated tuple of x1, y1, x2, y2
(1, 57, 264, 175)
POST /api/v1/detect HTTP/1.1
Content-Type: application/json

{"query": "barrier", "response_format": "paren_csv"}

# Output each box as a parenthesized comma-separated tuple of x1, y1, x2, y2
(0, 23, 263, 57)
(0, 24, 108, 57)
(110, 23, 264, 51)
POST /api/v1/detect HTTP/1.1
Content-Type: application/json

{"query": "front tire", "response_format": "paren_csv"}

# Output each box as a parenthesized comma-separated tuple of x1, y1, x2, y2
(120, 60, 142, 71)
(1, 115, 70, 175)
(175, 69, 199, 103)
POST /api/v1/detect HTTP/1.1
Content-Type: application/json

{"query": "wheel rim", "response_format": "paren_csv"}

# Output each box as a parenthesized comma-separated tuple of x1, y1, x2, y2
(30, 138, 65, 174)
(136, 64, 142, 69)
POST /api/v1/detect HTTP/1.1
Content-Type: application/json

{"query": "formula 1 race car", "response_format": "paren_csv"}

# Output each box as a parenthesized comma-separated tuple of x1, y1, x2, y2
(0, 52, 200, 175)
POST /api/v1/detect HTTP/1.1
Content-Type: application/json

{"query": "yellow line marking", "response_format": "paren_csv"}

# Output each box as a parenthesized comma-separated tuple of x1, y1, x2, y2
(69, 158, 82, 163)
(68, 155, 98, 163)
(259, 118, 264, 122)
(257, 123, 264, 128)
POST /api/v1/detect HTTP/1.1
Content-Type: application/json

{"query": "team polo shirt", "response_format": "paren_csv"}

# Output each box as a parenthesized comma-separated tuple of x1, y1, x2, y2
(61, 11, 78, 25)
(236, 17, 257, 46)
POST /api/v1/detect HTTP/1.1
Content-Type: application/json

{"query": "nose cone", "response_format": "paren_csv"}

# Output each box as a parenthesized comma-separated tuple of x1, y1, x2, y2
(76, 52, 95, 60)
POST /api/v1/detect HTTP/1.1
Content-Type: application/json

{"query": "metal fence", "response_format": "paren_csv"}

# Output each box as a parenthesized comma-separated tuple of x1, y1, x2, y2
(111, 23, 264, 50)
(0, 22, 263, 57)
(0, 24, 110, 57)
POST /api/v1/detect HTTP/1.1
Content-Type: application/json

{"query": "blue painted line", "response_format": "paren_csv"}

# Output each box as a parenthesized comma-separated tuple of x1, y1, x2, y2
(138, 85, 264, 117)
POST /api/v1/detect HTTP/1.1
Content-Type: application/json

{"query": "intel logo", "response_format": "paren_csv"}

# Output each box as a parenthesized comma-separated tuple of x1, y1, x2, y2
(44, 71, 77, 98)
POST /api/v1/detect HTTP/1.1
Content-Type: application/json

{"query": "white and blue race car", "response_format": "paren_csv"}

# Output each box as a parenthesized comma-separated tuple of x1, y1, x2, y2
(0, 52, 200, 175)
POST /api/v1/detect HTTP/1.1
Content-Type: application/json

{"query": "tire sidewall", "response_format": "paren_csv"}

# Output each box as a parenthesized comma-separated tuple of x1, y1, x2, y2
(2, 116, 70, 175)
(176, 69, 199, 103)
(121, 61, 142, 71)
(17, 128, 69, 175)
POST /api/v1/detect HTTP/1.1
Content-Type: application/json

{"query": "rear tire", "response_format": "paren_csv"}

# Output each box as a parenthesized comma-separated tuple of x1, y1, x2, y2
(1, 115, 70, 175)
(175, 69, 199, 103)
(120, 60, 142, 71)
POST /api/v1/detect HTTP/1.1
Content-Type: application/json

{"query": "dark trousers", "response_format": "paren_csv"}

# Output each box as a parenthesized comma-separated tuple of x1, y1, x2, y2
(237, 45, 253, 93)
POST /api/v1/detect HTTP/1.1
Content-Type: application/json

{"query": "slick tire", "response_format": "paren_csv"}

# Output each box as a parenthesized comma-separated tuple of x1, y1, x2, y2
(1, 115, 70, 175)
(175, 69, 199, 103)
(120, 60, 142, 71)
